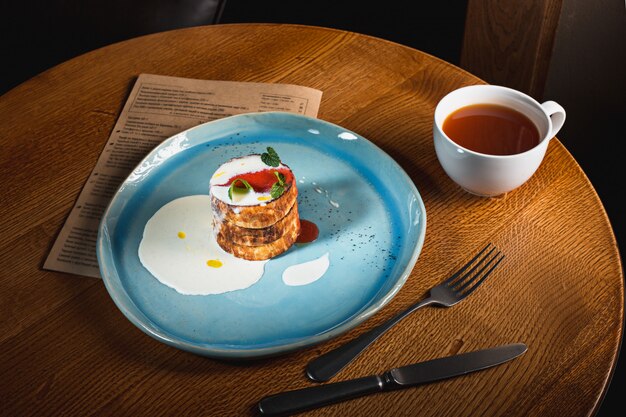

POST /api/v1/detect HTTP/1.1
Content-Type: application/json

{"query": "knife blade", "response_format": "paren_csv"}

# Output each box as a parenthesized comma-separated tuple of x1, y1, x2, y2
(257, 343, 527, 416)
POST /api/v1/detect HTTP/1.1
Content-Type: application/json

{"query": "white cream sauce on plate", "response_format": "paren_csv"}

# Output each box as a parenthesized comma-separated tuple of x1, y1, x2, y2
(139, 195, 330, 295)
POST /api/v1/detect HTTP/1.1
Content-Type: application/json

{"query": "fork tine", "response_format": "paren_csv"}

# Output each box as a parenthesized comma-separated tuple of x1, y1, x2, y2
(451, 246, 499, 291)
(443, 243, 493, 286)
(455, 251, 504, 297)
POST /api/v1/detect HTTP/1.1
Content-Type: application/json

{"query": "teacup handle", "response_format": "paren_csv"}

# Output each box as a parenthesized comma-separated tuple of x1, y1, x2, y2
(541, 101, 566, 139)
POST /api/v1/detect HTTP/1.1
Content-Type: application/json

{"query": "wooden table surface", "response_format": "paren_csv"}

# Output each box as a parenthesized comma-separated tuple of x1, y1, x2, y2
(1, 23, 623, 417)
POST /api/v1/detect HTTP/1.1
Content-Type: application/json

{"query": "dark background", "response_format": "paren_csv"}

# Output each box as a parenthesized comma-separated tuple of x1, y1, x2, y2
(2, 1, 623, 415)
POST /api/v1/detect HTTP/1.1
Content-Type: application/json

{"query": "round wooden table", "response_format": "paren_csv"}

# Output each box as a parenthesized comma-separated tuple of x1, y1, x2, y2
(1, 24, 623, 417)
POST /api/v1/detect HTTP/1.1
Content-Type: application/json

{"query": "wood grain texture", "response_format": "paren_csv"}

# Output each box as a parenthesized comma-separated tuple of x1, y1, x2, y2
(0, 23, 622, 417)
(461, 0, 563, 98)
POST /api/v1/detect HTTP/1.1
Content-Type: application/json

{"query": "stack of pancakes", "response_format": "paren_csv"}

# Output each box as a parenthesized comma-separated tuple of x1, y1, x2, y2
(210, 154, 300, 260)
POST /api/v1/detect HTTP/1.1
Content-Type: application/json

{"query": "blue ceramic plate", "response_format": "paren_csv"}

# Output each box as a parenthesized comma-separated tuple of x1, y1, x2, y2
(97, 111, 426, 359)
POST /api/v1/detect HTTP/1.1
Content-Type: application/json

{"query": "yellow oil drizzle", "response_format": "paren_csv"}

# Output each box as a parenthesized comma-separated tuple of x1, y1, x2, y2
(177, 231, 186, 239)
(257, 196, 271, 201)
(206, 259, 223, 268)
(212, 171, 226, 179)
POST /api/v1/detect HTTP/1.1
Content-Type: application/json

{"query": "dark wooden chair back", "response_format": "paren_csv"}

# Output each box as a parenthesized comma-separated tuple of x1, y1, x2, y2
(460, 0, 564, 98)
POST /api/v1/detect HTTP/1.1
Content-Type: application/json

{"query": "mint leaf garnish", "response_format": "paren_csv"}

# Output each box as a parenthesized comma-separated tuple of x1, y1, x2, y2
(270, 182, 285, 199)
(274, 171, 285, 185)
(228, 178, 252, 201)
(269, 171, 286, 199)
(261, 147, 281, 167)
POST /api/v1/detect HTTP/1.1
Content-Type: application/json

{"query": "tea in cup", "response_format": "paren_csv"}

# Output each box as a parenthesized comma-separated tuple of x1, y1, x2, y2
(433, 85, 566, 197)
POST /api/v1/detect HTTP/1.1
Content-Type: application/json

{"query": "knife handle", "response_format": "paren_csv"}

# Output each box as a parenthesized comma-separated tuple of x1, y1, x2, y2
(257, 374, 387, 416)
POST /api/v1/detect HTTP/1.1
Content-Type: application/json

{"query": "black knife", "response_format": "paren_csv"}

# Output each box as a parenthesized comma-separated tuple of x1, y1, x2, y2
(258, 343, 527, 416)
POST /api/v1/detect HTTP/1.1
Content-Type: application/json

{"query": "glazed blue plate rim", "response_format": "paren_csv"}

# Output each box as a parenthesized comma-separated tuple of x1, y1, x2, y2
(97, 111, 426, 359)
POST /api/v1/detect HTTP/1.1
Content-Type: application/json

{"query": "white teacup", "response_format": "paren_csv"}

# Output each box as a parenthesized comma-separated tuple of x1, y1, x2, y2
(433, 85, 566, 197)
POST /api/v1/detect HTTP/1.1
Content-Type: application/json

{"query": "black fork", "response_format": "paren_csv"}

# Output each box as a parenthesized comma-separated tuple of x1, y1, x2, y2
(306, 243, 505, 382)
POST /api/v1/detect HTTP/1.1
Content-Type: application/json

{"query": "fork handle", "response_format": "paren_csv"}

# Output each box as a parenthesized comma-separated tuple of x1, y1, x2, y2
(306, 297, 435, 382)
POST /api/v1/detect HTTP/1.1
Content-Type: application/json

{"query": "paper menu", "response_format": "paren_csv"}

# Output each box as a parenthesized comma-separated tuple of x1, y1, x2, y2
(44, 74, 322, 278)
